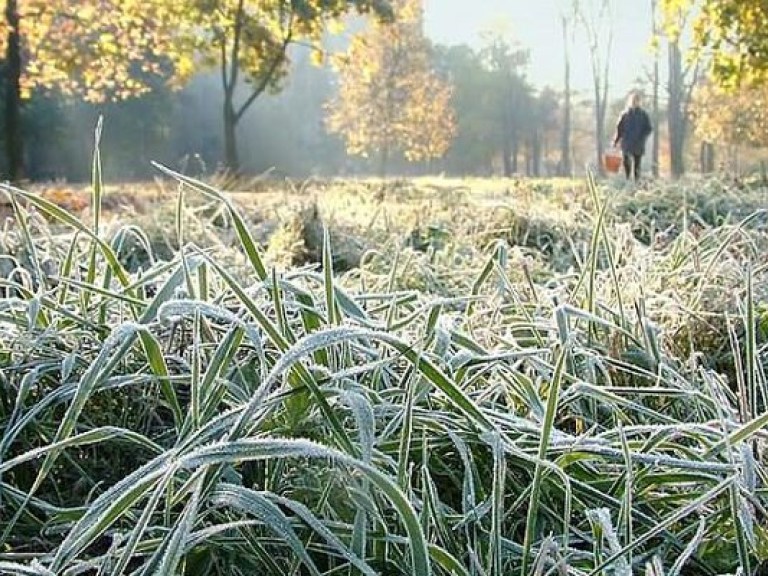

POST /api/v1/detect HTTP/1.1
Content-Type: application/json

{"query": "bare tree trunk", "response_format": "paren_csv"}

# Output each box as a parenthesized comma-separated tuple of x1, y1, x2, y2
(577, 0, 613, 177)
(651, 0, 660, 177)
(511, 136, 519, 174)
(501, 135, 512, 177)
(598, 22, 612, 177)
(667, 41, 686, 178)
(699, 141, 714, 173)
(560, 15, 572, 177)
(379, 144, 390, 178)
(501, 69, 514, 177)
(532, 131, 542, 176)
(223, 99, 239, 172)
(594, 83, 607, 176)
(4, 0, 23, 181)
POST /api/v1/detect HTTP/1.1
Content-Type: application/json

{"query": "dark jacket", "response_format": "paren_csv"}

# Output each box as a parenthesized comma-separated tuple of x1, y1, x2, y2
(614, 107, 652, 155)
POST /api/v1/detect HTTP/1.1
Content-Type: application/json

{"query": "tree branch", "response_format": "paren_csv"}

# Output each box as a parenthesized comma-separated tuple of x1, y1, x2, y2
(228, 0, 246, 94)
(234, 29, 294, 122)
(220, 37, 230, 95)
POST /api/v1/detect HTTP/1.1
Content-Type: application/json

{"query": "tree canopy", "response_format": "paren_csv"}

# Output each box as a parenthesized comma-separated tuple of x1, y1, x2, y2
(692, 82, 768, 149)
(0, 0, 393, 177)
(663, 0, 768, 88)
(325, 0, 455, 174)
(0, 0, 198, 178)
(180, 0, 393, 169)
(0, 0, 190, 101)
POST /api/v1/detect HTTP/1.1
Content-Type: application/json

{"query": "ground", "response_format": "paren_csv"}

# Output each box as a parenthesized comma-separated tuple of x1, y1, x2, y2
(1, 173, 768, 575)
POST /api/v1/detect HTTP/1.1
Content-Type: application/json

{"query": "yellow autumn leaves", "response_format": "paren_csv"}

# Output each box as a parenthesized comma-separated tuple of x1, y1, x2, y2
(0, 0, 453, 166)
(692, 82, 768, 149)
(661, 0, 768, 89)
(0, 0, 386, 103)
(0, 0, 195, 102)
(325, 0, 456, 167)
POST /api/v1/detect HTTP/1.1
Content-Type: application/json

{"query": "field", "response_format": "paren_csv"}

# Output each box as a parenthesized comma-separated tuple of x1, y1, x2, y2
(2, 164, 768, 575)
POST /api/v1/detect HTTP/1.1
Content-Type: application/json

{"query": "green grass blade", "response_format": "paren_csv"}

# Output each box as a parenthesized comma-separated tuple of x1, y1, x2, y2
(521, 344, 568, 576)
(143, 472, 203, 576)
(323, 227, 341, 325)
(588, 476, 735, 576)
(151, 162, 268, 280)
(0, 183, 135, 299)
(179, 438, 431, 576)
(210, 484, 323, 576)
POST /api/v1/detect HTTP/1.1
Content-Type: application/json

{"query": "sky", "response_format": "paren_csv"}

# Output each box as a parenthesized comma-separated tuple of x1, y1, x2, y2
(423, 0, 656, 97)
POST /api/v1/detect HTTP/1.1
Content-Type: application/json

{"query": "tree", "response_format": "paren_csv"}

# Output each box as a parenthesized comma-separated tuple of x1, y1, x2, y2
(660, 0, 700, 177)
(691, 81, 768, 171)
(479, 31, 530, 177)
(559, 11, 574, 176)
(650, 0, 661, 177)
(667, 41, 698, 177)
(525, 88, 560, 176)
(0, 1, 392, 179)
(574, 0, 613, 176)
(400, 71, 456, 166)
(325, 0, 455, 176)
(434, 39, 543, 177)
(434, 44, 498, 174)
(164, 0, 391, 173)
(663, 0, 768, 89)
(0, 0, 188, 180)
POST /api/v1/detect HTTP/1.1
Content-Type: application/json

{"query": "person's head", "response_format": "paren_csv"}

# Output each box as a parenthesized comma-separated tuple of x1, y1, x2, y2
(627, 91, 642, 109)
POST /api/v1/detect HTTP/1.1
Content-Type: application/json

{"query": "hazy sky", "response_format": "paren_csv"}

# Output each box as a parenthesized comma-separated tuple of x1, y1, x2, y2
(424, 0, 655, 97)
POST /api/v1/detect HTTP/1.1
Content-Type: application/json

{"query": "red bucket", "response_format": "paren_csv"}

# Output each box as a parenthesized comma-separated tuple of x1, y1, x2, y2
(603, 150, 622, 173)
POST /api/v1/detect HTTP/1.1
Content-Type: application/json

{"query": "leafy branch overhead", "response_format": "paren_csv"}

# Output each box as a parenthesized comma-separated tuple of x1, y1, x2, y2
(662, 0, 768, 88)
(176, 0, 395, 170)
(0, 0, 394, 176)
(0, 0, 192, 101)
(0, 0, 392, 101)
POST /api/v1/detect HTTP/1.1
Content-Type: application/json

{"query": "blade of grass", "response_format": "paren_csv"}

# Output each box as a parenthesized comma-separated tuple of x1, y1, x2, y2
(151, 163, 268, 280)
(587, 476, 735, 576)
(521, 344, 568, 576)
(179, 438, 431, 576)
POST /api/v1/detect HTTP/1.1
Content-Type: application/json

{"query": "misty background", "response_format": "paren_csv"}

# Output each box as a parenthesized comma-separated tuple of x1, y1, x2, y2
(7, 1, 704, 181)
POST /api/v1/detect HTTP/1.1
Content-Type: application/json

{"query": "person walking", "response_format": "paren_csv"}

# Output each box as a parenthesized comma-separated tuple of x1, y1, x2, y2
(613, 92, 653, 181)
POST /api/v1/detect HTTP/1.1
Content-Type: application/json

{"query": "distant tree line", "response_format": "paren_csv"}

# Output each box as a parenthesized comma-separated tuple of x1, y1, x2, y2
(2, 0, 768, 182)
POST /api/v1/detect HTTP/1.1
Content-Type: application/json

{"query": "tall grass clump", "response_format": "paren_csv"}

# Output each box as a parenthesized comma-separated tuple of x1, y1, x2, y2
(1, 132, 767, 575)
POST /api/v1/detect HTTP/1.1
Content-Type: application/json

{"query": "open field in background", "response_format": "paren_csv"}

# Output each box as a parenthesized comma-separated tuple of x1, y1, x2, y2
(2, 168, 768, 574)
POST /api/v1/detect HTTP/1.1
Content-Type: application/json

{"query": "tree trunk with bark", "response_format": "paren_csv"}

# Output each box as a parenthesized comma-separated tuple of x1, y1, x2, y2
(699, 141, 715, 173)
(501, 135, 512, 177)
(4, 0, 23, 181)
(667, 41, 687, 178)
(651, 0, 660, 177)
(560, 15, 572, 177)
(511, 136, 519, 174)
(223, 99, 239, 173)
(501, 75, 513, 177)
(531, 131, 542, 177)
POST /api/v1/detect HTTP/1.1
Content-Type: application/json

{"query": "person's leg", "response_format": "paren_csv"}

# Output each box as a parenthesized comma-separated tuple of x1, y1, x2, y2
(633, 154, 642, 181)
(623, 153, 631, 179)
